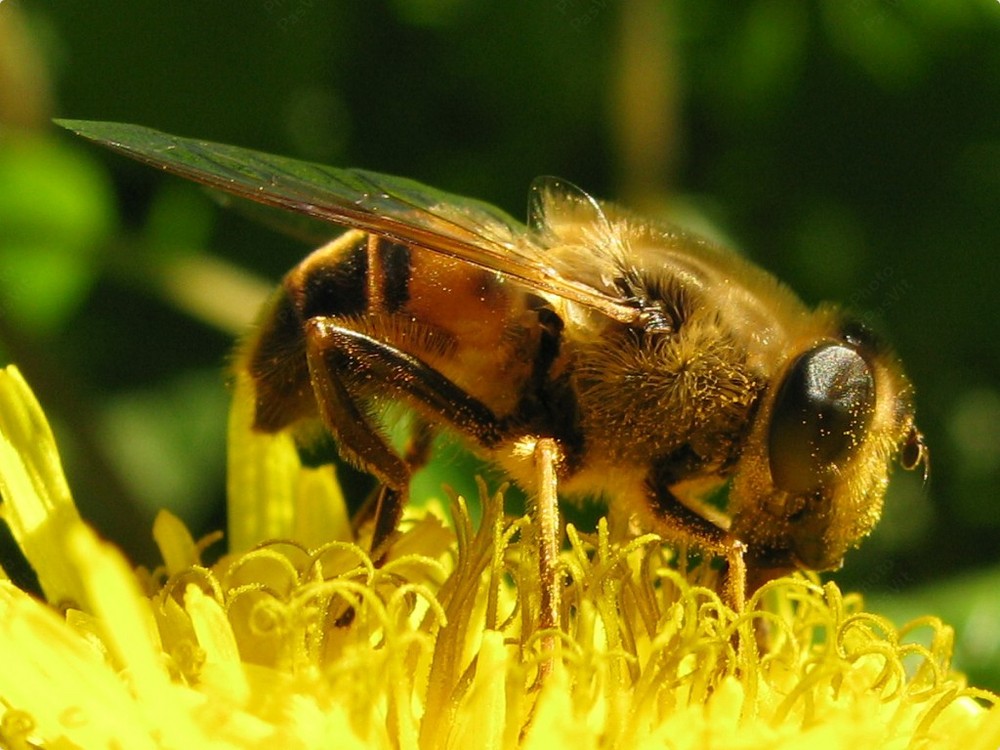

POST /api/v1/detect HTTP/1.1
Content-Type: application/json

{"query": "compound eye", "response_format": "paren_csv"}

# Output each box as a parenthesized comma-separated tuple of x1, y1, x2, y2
(768, 344, 876, 494)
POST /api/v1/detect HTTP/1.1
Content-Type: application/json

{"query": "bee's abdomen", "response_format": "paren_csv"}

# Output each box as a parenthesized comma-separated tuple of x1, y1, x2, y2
(377, 240, 412, 314)
(296, 233, 370, 319)
(246, 230, 540, 432)
(242, 287, 313, 432)
(242, 232, 372, 433)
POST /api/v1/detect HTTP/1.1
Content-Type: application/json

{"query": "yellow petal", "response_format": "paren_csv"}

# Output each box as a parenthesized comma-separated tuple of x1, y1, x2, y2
(153, 508, 200, 575)
(185, 583, 250, 705)
(226, 370, 298, 551)
(0, 365, 84, 605)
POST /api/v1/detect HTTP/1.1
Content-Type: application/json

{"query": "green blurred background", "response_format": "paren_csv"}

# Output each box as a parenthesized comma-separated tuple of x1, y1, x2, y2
(1, 0, 998, 685)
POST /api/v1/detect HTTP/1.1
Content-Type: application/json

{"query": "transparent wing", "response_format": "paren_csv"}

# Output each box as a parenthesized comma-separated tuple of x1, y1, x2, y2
(57, 120, 639, 323)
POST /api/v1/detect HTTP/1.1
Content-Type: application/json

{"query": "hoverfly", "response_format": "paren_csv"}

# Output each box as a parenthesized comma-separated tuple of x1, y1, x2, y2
(59, 120, 927, 608)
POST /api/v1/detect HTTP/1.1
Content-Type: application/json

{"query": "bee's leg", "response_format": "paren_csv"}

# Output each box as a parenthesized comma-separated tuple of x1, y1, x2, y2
(351, 417, 435, 558)
(306, 319, 503, 444)
(648, 476, 747, 610)
(720, 543, 747, 612)
(304, 326, 410, 489)
(369, 419, 435, 561)
(304, 323, 411, 562)
(532, 437, 562, 680)
(368, 486, 405, 563)
(304, 318, 503, 555)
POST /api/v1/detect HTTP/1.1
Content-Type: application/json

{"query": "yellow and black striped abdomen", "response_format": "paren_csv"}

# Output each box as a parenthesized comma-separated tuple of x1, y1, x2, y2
(241, 230, 541, 434)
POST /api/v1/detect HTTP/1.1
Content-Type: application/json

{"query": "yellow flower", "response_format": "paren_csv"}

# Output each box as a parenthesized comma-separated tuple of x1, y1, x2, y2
(0, 362, 997, 749)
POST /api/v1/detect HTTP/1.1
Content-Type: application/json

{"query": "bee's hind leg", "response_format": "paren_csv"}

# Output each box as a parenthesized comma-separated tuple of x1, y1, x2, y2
(304, 317, 504, 559)
(348, 416, 435, 561)
(367, 420, 435, 561)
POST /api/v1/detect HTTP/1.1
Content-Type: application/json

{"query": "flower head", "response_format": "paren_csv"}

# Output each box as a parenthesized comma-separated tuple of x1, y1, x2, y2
(0, 363, 996, 748)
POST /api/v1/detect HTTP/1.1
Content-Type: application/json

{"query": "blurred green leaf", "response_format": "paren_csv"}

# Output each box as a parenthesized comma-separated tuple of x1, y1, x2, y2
(96, 369, 228, 526)
(0, 132, 116, 333)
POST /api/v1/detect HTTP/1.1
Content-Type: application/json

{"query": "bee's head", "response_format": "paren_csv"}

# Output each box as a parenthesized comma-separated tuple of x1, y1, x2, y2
(731, 319, 926, 572)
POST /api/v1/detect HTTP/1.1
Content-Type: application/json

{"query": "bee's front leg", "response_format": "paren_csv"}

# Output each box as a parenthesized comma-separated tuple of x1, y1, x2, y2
(303, 317, 503, 558)
(647, 478, 748, 611)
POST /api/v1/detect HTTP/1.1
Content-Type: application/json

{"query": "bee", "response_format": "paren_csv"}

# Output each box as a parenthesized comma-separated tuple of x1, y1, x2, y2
(59, 120, 926, 606)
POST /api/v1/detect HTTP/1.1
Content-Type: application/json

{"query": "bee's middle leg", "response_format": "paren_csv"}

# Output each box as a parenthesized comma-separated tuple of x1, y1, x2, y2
(304, 317, 503, 557)
(531, 437, 562, 679)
